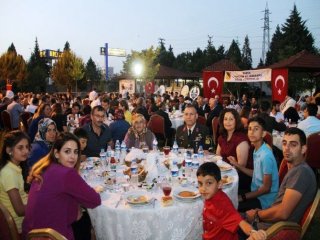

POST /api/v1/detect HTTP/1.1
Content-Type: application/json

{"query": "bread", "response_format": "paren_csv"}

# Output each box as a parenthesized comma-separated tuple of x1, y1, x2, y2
(178, 191, 196, 198)
(161, 196, 173, 207)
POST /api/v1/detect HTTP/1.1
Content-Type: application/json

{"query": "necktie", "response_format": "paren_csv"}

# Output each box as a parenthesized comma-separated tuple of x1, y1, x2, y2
(188, 129, 192, 137)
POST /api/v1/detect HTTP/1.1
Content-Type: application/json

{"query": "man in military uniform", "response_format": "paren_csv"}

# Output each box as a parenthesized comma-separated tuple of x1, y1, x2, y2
(176, 104, 212, 152)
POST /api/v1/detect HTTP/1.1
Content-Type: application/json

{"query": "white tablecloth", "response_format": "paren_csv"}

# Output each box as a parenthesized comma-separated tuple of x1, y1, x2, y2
(170, 117, 184, 129)
(85, 155, 238, 240)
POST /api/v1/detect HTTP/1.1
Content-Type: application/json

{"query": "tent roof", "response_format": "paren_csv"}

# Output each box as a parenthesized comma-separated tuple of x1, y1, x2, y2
(268, 50, 320, 72)
(204, 59, 241, 71)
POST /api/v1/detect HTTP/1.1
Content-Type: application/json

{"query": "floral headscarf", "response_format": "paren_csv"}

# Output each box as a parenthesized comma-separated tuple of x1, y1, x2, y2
(114, 109, 125, 120)
(34, 118, 57, 148)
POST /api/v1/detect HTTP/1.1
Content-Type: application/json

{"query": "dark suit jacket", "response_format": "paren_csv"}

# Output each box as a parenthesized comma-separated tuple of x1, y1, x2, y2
(206, 103, 223, 132)
(155, 109, 172, 136)
(105, 108, 115, 118)
(135, 106, 150, 121)
(195, 103, 210, 117)
(176, 123, 211, 151)
(258, 112, 287, 133)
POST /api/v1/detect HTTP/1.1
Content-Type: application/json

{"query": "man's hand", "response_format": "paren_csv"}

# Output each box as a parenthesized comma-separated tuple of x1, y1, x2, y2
(247, 230, 267, 240)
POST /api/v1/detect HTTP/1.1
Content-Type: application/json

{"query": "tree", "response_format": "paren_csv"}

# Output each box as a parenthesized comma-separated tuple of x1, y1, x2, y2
(205, 36, 218, 67)
(0, 43, 27, 88)
(64, 41, 71, 51)
(84, 57, 101, 90)
(265, 25, 283, 65)
(51, 49, 84, 92)
(122, 46, 160, 81)
(226, 40, 242, 67)
(241, 35, 252, 70)
(156, 42, 175, 67)
(22, 38, 49, 92)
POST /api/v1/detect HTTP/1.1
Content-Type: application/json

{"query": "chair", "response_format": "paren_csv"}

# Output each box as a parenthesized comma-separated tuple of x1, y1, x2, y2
(1, 110, 13, 131)
(264, 132, 273, 147)
(20, 112, 31, 132)
(265, 189, 320, 240)
(211, 117, 219, 145)
(306, 131, 320, 169)
(27, 228, 67, 240)
(278, 159, 288, 186)
(196, 115, 206, 126)
(0, 202, 20, 240)
(147, 114, 167, 146)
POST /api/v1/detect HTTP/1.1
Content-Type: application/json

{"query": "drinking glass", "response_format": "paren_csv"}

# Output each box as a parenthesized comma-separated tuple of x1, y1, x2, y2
(161, 180, 172, 196)
(163, 146, 171, 156)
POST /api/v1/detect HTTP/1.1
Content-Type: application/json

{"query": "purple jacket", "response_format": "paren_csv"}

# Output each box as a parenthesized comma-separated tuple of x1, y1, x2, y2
(22, 163, 101, 239)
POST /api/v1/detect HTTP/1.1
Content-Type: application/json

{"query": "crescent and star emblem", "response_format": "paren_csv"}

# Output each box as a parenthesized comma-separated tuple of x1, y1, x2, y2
(207, 77, 219, 94)
(275, 75, 285, 95)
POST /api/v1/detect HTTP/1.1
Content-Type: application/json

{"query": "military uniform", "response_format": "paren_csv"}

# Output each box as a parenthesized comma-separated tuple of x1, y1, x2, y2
(175, 123, 212, 152)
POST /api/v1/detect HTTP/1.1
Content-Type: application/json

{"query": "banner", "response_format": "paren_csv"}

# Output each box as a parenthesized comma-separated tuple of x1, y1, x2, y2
(145, 81, 155, 94)
(189, 86, 200, 100)
(203, 71, 224, 99)
(224, 69, 272, 82)
(272, 68, 288, 102)
(119, 79, 135, 96)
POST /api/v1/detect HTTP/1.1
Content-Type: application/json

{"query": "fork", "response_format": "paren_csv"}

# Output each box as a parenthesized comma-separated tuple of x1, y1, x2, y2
(115, 195, 123, 208)
(152, 198, 157, 208)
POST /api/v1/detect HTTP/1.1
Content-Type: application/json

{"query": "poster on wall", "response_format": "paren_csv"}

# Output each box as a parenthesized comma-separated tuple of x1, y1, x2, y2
(119, 79, 135, 96)
(189, 86, 200, 100)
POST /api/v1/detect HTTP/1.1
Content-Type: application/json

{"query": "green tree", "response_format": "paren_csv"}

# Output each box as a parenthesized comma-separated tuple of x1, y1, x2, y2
(122, 46, 160, 81)
(84, 57, 101, 90)
(64, 41, 71, 51)
(0, 43, 27, 88)
(226, 40, 242, 68)
(205, 36, 218, 67)
(51, 49, 84, 92)
(22, 38, 49, 92)
(265, 25, 283, 65)
(241, 35, 252, 70)
(156, 43, 175, 67)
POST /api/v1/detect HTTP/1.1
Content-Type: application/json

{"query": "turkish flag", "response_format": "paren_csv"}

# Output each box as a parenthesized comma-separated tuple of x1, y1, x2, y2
(203, 71, 224, 99)
(271, 69, 288, 102)
(145, 81, 155, 95)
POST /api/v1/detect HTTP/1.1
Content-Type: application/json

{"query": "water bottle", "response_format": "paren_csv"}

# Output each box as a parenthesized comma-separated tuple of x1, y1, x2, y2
(130, 159, 139, 185)
(120, 141, 127, 164)
(284, 118, 289, 127)
(99, 148, 106, 167)
(171, 160, 179, 177)
(192, 154, 200, 169)
(115, 140, 121, 161)
(172, 140, 178, 154)
(110, 151, 117, 172)
(198, 145, 204, 164)
(184, 153, 192, 178)
(152, 138, 158, 152)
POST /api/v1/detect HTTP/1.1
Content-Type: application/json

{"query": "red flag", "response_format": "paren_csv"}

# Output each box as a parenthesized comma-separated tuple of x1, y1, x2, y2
(203, 71, 224, 99)
(145, 81, 155, 94)
(272, 69, 288, 102)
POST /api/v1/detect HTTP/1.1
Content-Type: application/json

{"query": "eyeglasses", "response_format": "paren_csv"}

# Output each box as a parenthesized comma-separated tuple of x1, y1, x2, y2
(93, 114, 105, 119)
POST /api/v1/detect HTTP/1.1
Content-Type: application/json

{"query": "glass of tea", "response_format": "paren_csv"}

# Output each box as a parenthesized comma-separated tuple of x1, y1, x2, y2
(163, 146, 171, 156)
(161, 180, 172, 196)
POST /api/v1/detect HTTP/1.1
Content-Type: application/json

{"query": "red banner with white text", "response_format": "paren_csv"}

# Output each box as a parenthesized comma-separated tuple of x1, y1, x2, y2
(203, 71, 224, 99)
(271, 68, 288, 102)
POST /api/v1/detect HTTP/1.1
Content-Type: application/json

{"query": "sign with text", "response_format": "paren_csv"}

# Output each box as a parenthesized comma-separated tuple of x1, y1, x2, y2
(224, 69, 272, 82)
(100, 47, 126, 57)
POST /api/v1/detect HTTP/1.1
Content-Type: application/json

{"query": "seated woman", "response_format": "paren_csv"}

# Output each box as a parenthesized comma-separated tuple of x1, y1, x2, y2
(109, 109, 131, 143)
(119, 99, 132, 124)
(23, 133, 101, 240)
(27, 118, 57, 169)
(215, 108, 252, 192)
(0, 130, 31, 233)
(124, 113, 156, 150)
(28, 103, 52, 142)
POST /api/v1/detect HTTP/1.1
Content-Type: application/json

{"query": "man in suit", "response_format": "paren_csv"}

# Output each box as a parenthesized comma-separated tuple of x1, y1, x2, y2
(195, 96, 210, 117)
(206, 96, 223, 133)
(155, 102, 175, 146)
(176, 104, 211, 152)
(101, 96, 115, 118)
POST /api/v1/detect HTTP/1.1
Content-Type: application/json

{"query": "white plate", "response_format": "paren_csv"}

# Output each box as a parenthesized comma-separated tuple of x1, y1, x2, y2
(124, 190, 151, 205)
(218, 164, 233, 172)
(173, 187, 201, 201)
(221, 176, 234, 187)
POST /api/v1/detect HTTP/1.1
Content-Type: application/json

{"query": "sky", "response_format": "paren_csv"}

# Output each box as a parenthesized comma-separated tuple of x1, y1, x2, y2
(1, 0, 319, 74)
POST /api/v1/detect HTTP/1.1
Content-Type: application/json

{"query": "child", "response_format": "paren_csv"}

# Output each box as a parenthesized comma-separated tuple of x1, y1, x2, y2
(73, 127, 88, 162)
(229, 117, 279, 212)
(197, 162, 266, 240)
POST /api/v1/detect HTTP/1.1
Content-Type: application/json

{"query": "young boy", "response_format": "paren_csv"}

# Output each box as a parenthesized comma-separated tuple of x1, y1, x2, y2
(197, 162, 267, 240)
(73, 127, 88, 162)
(230, 117, 279, 212)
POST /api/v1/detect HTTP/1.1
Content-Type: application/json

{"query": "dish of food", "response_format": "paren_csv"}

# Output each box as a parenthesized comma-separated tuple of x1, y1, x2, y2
(174, 188, 201, 200)
(218, 165, 233, 172)
(221, 176, 234, 187)
(125, 191, 151, 205)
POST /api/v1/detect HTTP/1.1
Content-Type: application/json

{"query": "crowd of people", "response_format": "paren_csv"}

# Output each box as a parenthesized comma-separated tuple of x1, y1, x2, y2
(0, 87, 319, 240)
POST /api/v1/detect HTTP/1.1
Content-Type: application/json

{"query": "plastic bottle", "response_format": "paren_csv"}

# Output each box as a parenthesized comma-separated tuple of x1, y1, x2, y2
(115, 140, 121, 161)
(198, 145, 204, 164)
(152, 138, 158, 152)
(130, 159, 139, 186)
(99, 148, 106, 163)
(171, 160, 179, 177)
(172, 140, 178, 154)
(120, 141, 127, 164)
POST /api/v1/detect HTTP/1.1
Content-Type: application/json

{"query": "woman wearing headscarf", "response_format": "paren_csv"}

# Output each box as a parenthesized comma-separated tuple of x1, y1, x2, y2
(124, 113, 156, 150)
(27, 118, 57, 170)
(109, 109, 131, 143)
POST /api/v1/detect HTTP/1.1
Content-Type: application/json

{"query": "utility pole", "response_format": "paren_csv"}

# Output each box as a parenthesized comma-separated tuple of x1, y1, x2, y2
(261, 2, 271, 64)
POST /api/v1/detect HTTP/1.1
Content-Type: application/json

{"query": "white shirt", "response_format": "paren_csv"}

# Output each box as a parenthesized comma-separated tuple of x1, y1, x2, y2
(281, 97, 296, 114)
(270, 111, 284, 123)
(297, 116, 320, 137)
(89, 90, 98, 101)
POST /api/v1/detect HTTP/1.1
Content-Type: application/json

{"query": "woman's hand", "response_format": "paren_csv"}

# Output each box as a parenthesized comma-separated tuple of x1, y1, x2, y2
(247, 230, 267, 240)
(227, 156, 239, 168)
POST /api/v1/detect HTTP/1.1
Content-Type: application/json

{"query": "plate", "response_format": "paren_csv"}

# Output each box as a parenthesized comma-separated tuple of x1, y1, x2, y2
(221, 176, 234, 187)
(173, 187, 201, 201)
(125, 191, 151, 205)
(218, 165, 233, 172)
(87, 157, 101, 162)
